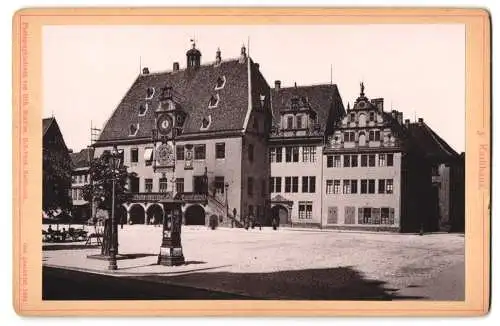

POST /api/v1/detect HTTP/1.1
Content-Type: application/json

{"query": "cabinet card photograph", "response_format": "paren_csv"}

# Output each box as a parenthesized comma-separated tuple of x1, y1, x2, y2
(12, 7, 490, 317)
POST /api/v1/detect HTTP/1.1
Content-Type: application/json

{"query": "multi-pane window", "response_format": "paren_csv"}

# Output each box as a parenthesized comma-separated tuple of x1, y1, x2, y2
(292, 177, 299, 193)
(386, 179, 394, 193)
(194, 144, 206, 160)
(285, 177, 292, 193)
(343, 155, 350, 168)
(343, 180, 351, 194)
(360, 179, 368, 194)
(270, 148, 276, 163)
(369, 130, 381, 141)
(368, 154, 376, 167)
(145, 179, 153, 193)
(296, 115, 303, 129)
(302, 146, 316, 163)
(369, 112, 376, 121)
(379, 153, 386, 166)
(380, 207, 394, 224)
(298, 201, 313, 219)
(344, 131, 355, 142)
(378, 179, 386, 194)
(270, 177, 282, 193)
(341, 180, 358, 194)
(387, 154, 394, 166)
(292, 147, 299, 162)
(327, 155, 334, 168)
(333, 180, 341, 194)
(84, 175, 88, 183)
(248, 144, 254, 162)
(301, 176, 316, 193)
(285, 147, 292, 162)
(333, 155, 341, 167)
(361, 154, 368, 167)
(326, 180, 334, 194)
(176, 178, 184, 193)
(159, 178, 168, 193)
(285, 147, 299, 162)
(131, 148, 139, 163)
(275, 147, 282, 162)
(247, 177, 254, 197)
(287, 116, 293, 129)
(368, 179, 376, 193)
(349, 112, 356, 122)
(176, 145, 185, 160)
(145, 147, 154, 166)
(350, 180, 358, 194)
(215, 143, 225, 159)
(363, 207, 372, 224)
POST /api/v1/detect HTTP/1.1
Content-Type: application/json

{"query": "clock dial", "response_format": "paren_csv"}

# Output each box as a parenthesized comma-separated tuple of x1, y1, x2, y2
(157, 114, 173, 135)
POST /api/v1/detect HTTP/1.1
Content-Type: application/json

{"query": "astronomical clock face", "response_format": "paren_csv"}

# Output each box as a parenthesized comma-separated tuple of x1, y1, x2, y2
(157, 113, 173, 136)
(156, 143, 174, 166)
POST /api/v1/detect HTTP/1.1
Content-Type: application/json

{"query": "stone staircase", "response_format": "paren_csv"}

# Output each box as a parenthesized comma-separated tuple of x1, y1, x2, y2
(205, 195, 244, 228)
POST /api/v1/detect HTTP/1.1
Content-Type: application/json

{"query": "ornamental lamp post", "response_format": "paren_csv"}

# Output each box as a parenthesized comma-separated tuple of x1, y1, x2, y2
(225, 182, 229, 222)
(108, 145, 122, 270)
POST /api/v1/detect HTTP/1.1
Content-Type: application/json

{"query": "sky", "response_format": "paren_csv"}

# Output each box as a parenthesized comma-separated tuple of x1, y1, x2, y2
(43, 24, 465, 153)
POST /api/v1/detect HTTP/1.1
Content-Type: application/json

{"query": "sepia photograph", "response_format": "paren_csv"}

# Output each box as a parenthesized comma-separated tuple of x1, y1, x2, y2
(12, 6, 491, 317)
(40, 23, 466, 301)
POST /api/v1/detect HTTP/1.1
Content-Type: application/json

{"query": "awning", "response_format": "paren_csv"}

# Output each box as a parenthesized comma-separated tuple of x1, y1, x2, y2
(144, 148, 153, 161)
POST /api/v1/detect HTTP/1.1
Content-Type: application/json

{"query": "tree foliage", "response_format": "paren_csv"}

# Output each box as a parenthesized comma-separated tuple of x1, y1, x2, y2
(82, 151, 133, 212)
(42, 146, 72, 215)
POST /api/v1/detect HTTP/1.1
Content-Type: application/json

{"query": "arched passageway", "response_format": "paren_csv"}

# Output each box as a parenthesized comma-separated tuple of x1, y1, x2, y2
(147, 204, 164, 225)
(129, 204, 145, 224)
(184, 205, 206, 225)
(271, 205, 289, 225)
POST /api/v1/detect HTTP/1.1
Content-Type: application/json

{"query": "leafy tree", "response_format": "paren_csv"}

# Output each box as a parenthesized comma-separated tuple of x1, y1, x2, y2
(82, 150, 133, 256)
(42, 147, 72, 216)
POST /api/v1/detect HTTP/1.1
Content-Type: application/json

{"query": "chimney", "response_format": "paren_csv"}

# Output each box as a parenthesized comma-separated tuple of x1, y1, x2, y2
(397, 112, 403, 125)
(239, 44, 247, 64)
(142, 67, 149, 75)
(275, 80, 281, 92)
(173, 62, 179, 71)
(405, 119, 410, 127)
(215, 47, 221, 65)
(418, 118, 424, 125)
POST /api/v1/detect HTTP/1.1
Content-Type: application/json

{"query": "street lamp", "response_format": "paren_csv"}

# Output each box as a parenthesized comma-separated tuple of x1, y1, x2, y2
(225, 182, 229, 224)
(108, 145, 122, 270)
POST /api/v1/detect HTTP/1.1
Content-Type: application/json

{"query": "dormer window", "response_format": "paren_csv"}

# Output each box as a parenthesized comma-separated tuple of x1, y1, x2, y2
(146, 87, 155, 99)
(349, 112, 356, 122)
(200, 115, 212, 130)
(296, 115, 303, 129)
(369, 111, 376, 121)
(138, 103, 148, 116)
(160, 86, 173, 100)
(291, 97, 299, 110)
(129, 123, 139, 136)
(215, 76, 226, 90)
(208, 94, 219, 108)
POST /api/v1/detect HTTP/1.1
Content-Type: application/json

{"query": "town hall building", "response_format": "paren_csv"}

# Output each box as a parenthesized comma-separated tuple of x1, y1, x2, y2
(90, 41, 464, 232)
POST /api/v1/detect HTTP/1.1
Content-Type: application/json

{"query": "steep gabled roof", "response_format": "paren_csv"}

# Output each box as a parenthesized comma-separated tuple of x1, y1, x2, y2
(70, 147, 95, 169)
(96, 58, 256, 144)
(407, 121, 459, 162)
(270, 84, 345, 134)
(43, 117, 55, 136)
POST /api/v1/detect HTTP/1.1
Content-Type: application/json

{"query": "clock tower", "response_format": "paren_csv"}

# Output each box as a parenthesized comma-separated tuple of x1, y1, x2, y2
(152, 85, 187, 267)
